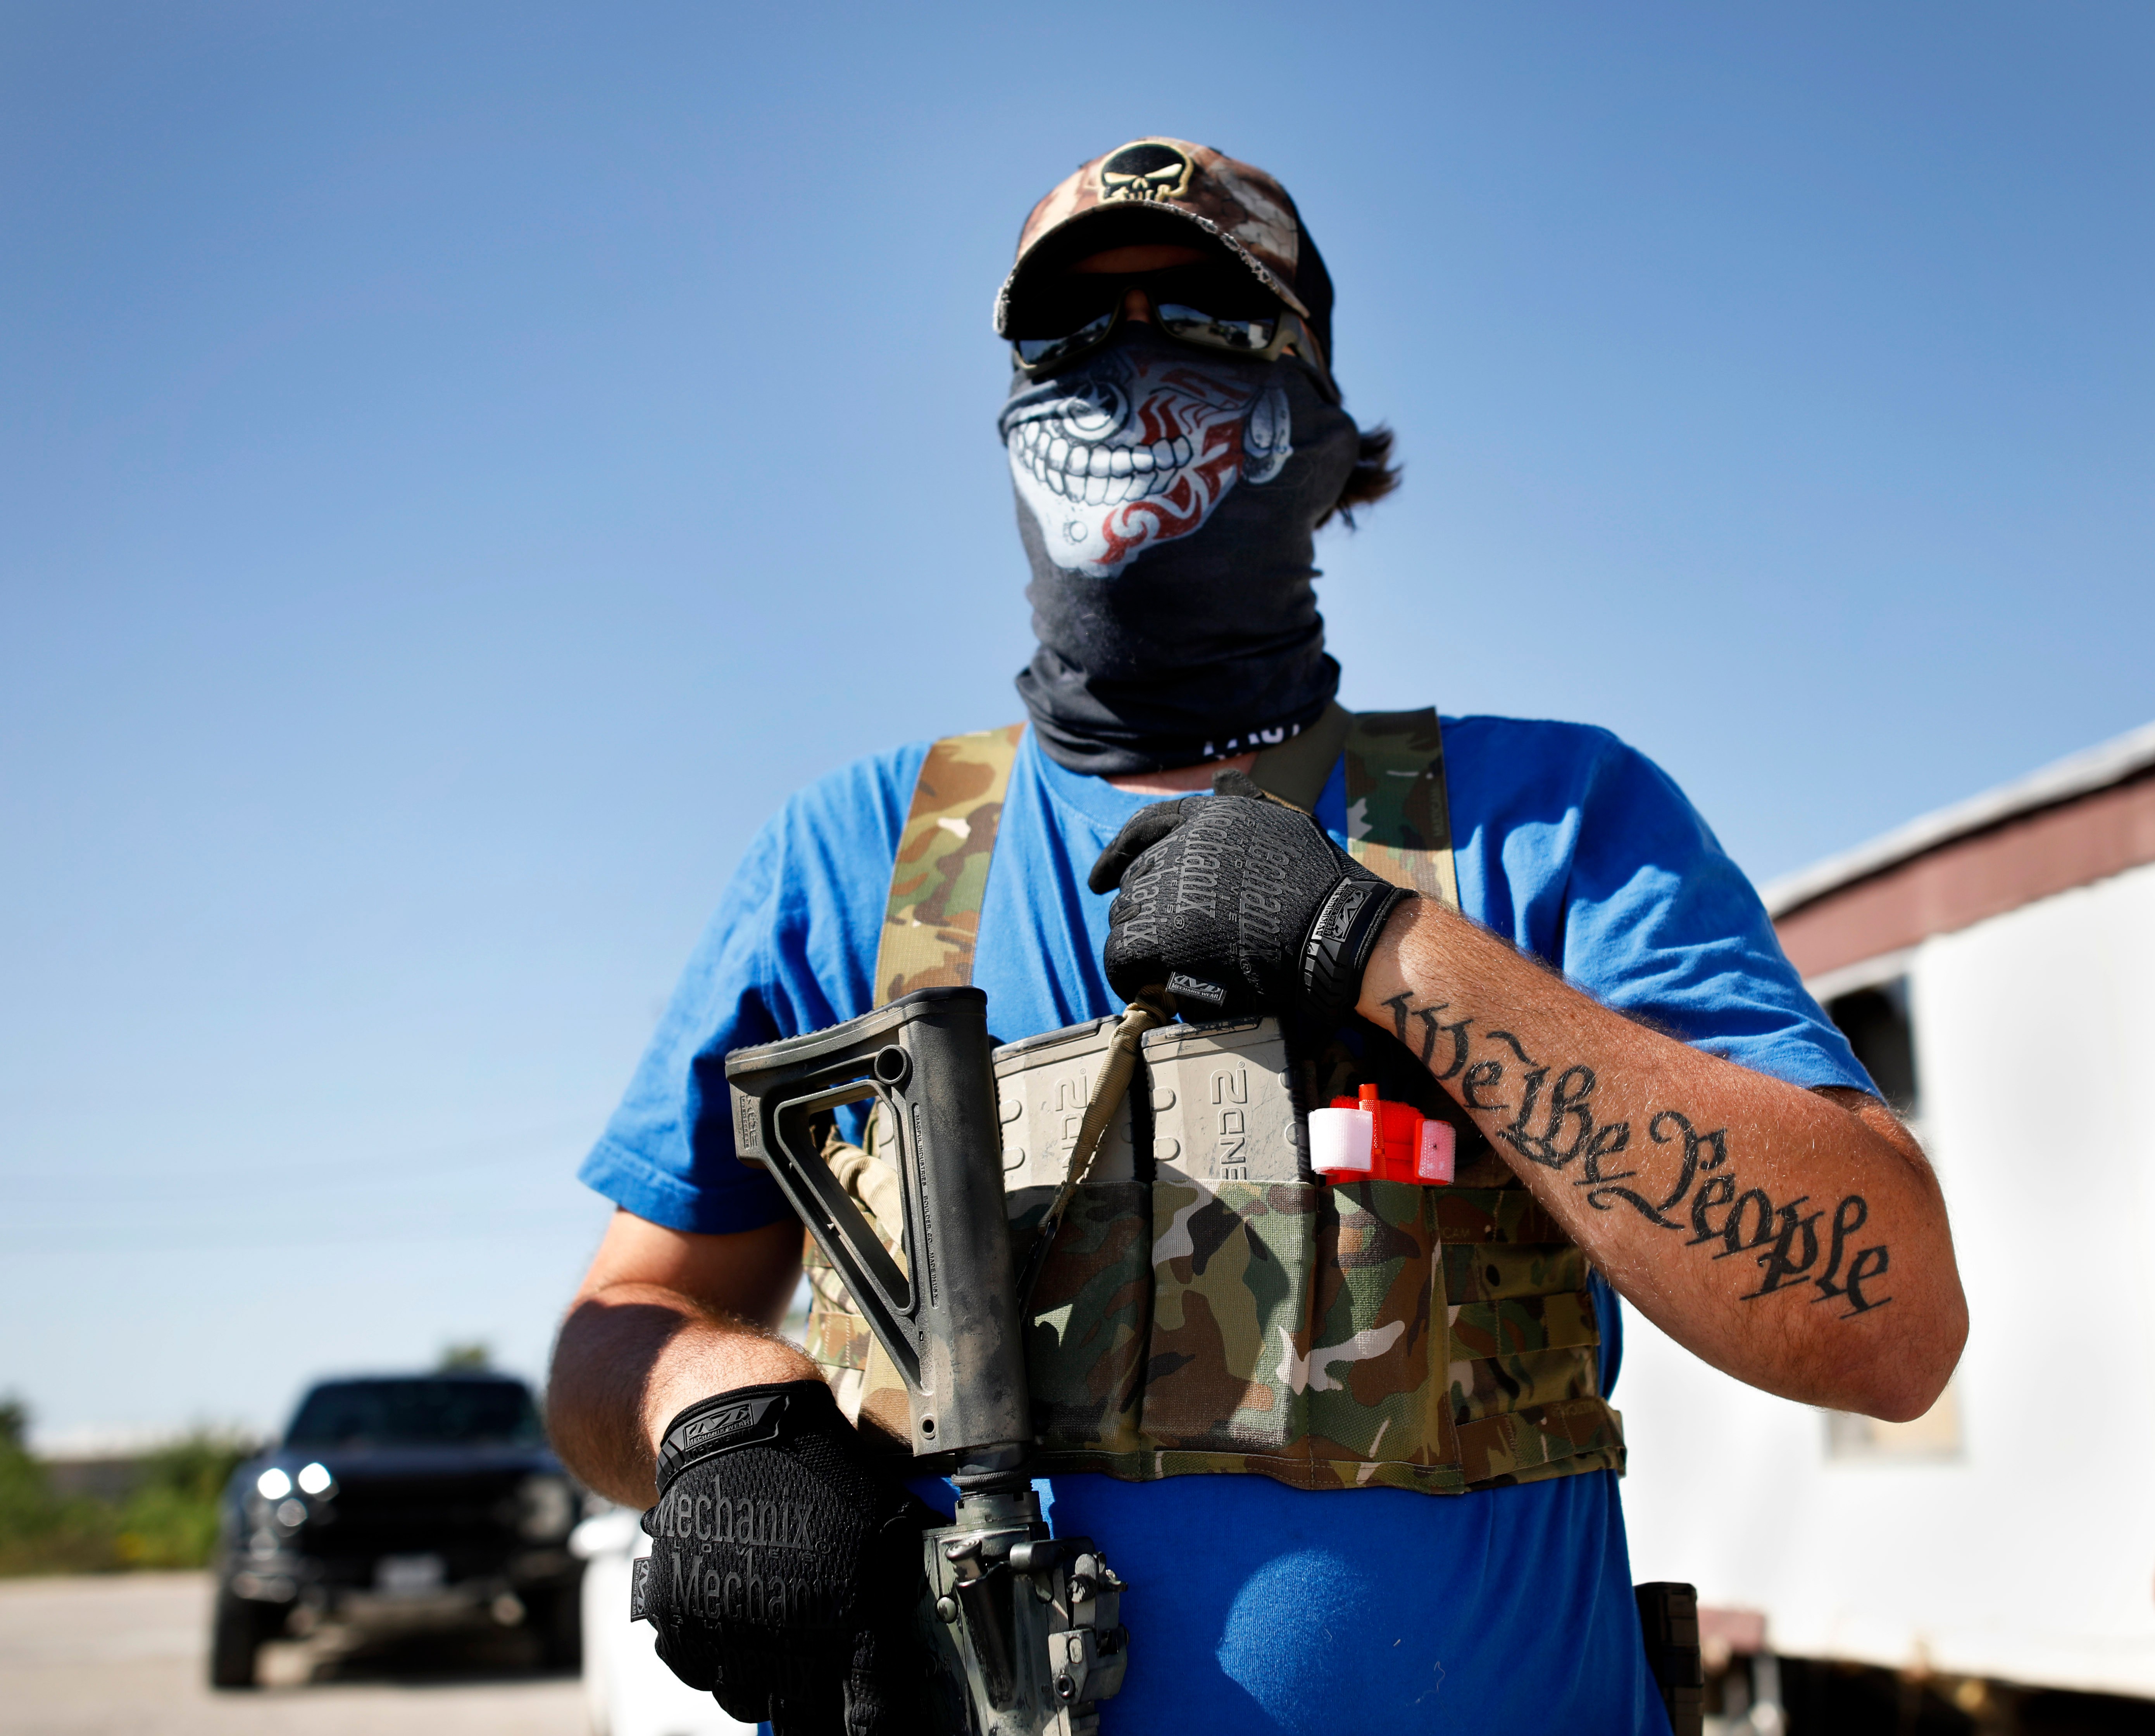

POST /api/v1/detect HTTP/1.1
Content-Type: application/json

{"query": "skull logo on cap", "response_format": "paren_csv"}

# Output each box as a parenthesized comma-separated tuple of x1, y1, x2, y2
(1098, 140, 1195, 203)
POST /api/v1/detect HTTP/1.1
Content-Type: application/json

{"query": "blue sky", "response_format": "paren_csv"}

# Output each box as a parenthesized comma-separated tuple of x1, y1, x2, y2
(4, 2, 2149, 1440)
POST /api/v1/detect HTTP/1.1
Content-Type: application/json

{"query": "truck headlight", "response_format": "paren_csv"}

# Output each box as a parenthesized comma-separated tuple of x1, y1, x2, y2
(516, 1474, 576, 1541)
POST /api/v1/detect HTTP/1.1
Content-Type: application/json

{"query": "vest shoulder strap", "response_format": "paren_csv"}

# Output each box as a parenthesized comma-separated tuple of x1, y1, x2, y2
(872, 707, 1460, 1005)
(1247, 701, 1354, 811)
(873, 723, 1026, 1007)
(1340, 707, 1461, 910)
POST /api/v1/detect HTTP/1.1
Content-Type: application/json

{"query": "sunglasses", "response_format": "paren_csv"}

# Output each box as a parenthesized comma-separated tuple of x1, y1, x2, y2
(1009, 264, 1332, 389)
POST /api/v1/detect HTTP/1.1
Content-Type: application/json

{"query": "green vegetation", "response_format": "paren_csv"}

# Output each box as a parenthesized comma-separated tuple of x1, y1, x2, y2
(0, 1395, 259, 1576)
(435, 1341, 493, 1370)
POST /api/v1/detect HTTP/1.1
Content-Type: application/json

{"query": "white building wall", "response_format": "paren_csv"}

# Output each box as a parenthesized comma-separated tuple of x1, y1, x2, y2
(1619, 859, 2155, 1696)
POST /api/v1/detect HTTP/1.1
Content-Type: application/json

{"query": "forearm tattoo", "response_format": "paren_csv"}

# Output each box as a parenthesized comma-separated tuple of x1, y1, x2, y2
(1383, 992, 1892, 1318)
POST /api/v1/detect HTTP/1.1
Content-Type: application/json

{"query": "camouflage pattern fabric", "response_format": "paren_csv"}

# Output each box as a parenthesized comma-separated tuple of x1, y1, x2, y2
(1014, 1181, 1151, 1460)
(810, 722, 1029, 1445)
(872, 723, 1027, 1008)
(997, 138, 1318, 336)
(1019, 1161, 1621, 1493)
(1343, 708, 1462, 910)
(801, 716, 1626, 1494)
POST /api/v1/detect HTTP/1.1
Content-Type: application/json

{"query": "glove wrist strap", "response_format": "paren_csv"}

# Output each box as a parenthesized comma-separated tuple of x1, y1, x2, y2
(1301, 881, 1414, 1030)
(655, 1380, 838, 1487)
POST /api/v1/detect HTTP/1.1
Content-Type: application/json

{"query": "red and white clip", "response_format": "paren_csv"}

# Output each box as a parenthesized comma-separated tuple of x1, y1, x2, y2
(1308, 1082, 1455, 1185)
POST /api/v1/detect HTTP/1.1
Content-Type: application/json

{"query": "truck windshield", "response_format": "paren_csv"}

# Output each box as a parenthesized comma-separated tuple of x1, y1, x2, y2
(285, 1379, 544, 1448)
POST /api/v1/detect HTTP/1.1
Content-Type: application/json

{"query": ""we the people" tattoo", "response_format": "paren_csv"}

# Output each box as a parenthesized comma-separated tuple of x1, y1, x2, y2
(1382, 992, 1892, 1317)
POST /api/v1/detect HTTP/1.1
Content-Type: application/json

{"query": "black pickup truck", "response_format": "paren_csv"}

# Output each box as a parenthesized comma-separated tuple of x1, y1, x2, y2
(209, 1372, 583, 1688)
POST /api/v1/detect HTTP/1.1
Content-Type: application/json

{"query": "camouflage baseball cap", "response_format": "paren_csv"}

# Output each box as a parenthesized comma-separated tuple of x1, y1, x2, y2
(995, 138, 1337, 364)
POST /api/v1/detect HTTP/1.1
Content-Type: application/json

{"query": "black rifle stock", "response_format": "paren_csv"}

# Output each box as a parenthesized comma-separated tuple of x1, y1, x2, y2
(726, 985, 1029, 1472)
(726, 987, 1127, 1736)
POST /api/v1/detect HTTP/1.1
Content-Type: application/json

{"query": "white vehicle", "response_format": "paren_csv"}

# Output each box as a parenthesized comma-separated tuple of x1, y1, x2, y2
(572, 1505, 755, 1736)
(1622, 719, 2155, 1712)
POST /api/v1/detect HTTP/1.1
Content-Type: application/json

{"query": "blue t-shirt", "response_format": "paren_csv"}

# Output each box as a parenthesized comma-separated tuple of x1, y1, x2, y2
(583, 717, 1870, 1734)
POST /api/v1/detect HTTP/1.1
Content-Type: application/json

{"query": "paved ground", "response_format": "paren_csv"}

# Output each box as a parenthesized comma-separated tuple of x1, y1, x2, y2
(0, 1573, 589, 1736)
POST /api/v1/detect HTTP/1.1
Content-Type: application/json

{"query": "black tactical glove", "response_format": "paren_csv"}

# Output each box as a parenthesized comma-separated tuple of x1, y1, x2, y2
(1088, 770, 1414, 1032)
(634, 1381, 939, 1736)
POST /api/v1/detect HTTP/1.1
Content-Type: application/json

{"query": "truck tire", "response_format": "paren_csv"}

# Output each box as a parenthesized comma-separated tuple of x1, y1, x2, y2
(529, 1584, 583, 1672)
(208, 1588, 273, 1689)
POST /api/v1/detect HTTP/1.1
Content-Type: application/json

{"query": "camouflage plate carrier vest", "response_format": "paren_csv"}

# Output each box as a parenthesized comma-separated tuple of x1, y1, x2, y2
(802, 706, 1626, 1496)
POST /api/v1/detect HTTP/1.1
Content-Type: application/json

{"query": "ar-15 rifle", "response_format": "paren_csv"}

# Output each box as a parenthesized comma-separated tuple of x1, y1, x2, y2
(725, 986, 1129, 1736)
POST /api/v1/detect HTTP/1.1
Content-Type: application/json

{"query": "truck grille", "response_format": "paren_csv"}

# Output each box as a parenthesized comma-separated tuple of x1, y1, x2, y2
(305, 1470, 525, 1562)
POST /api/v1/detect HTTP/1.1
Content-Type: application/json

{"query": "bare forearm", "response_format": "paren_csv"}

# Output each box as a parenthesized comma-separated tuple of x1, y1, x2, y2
(1359, 898, 1967, 1418)
(546, 1214, 815, 1507)
(548, 1288, 814, 1506)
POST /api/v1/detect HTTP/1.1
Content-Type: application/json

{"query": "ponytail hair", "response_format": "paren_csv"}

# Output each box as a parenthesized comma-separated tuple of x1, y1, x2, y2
(1318, 424, 1401, 529)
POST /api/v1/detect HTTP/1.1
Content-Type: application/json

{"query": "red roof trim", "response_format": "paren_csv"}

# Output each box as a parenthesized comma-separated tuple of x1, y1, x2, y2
(1774, 770, 2155, 978)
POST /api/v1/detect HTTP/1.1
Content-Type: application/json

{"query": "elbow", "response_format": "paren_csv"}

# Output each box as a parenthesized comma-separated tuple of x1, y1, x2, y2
(1863, 1362, 1954, 1426)
(1843, 1285, 1969, 1424)
(543, 1302, 607, 1487)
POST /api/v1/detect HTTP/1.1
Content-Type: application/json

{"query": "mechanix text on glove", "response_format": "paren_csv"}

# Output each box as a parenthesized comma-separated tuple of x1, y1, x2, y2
(632, 1380, 939, 1736)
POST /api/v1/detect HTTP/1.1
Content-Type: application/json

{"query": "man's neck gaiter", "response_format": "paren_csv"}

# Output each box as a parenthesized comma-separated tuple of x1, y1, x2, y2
(1000, 327, 1360, 776)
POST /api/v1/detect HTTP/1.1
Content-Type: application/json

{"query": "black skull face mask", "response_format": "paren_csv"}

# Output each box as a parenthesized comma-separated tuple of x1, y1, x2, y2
(1000, 327, 1360, 776)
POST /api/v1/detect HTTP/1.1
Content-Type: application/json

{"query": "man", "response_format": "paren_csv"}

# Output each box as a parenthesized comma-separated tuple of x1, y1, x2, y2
(548, 138, 1965, 1734)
